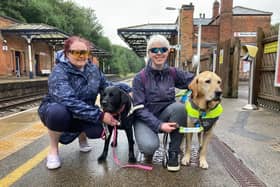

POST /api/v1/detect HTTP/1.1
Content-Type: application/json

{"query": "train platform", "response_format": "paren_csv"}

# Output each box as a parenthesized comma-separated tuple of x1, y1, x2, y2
(0, 76, 48, 83)
(0, 82, 279, 186)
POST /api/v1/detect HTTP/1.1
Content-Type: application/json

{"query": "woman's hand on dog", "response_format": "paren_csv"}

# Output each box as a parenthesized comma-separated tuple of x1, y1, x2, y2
(160, 122, 178, 133)
(102, 112, 120, 126)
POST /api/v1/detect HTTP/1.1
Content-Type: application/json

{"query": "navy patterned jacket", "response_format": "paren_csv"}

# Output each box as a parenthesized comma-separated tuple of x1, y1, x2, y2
(38, 51, 131, 123)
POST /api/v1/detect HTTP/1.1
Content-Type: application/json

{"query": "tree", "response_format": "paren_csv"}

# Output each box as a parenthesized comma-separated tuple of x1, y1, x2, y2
(271, 23, 279, 33)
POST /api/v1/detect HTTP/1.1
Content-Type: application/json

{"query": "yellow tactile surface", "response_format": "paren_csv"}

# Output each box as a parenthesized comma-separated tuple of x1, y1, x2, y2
(0, 107, 48, 161)
(0, 123, 47, 160)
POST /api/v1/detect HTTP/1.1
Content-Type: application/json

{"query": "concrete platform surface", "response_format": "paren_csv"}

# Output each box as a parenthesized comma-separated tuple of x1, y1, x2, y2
(0, 82, 279, 186)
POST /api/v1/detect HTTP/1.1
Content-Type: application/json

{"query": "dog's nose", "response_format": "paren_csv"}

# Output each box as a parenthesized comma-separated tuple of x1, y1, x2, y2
(215, 91, 222, 98)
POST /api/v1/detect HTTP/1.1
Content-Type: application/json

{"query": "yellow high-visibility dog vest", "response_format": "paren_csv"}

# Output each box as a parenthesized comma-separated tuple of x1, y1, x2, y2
(186, 100, 223, 119)
(185, 99, 223, 131)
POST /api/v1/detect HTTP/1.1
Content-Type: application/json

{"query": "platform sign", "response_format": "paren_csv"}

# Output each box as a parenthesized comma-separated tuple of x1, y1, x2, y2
(275, 25, 280, 87)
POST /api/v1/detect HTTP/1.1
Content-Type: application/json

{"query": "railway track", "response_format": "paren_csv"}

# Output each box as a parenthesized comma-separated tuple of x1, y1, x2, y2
(0, 93, 45, 117)
(0, 76, 133, 117)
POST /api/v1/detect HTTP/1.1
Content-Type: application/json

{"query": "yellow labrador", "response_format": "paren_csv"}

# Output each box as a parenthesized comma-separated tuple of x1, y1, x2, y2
(181, 71, 223, 169)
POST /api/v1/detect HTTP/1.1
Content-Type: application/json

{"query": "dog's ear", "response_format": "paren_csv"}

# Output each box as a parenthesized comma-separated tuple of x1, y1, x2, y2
(189, 77, 198, 98)
(120, 90, 129, 104)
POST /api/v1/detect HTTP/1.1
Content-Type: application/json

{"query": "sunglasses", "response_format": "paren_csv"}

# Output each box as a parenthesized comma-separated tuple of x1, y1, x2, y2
(149, 47, 168, 54)
(69, 50, 90, 57)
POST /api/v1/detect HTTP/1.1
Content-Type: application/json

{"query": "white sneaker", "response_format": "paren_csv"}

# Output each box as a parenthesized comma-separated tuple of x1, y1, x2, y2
(46, 155, 61, 169)
(79, 143, 92, 153)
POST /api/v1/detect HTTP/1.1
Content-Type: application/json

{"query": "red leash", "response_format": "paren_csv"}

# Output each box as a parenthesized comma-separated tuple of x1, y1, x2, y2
(112, 126, 153, 171)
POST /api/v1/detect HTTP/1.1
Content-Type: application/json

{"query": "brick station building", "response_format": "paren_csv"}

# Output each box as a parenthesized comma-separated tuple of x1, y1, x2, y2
(0, 15, 69, 78)
(0, 15, 110, 78)
(118, 0, 272, 76)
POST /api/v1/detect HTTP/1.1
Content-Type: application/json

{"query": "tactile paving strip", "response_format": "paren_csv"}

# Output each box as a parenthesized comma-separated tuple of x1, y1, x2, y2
(0, 123, 47, 160)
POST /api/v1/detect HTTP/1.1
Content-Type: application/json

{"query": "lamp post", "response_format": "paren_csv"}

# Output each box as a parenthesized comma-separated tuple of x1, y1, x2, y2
(166, 7, 181, 68)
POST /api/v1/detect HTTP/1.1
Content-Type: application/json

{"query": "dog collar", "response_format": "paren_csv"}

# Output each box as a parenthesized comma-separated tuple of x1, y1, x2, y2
(185, 99, 223, 119)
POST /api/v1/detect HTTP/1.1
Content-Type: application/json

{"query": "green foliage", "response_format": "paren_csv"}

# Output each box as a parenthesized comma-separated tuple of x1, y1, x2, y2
(0, 0, 27, 21)
(107, 45, 145, 75)
(97, 36, 112, 52)
(271, 23, 279, 33)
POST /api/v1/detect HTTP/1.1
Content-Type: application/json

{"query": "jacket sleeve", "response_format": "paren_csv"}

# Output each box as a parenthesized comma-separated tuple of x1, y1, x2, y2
(174, 68, 195, 89)
(132, 74, 162, 132)
(48, 67, 103, 123)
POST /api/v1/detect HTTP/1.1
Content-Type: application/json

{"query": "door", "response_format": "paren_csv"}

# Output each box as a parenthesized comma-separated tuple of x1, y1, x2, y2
(35, 54, 40, 76)
(15, 51, 21, 77)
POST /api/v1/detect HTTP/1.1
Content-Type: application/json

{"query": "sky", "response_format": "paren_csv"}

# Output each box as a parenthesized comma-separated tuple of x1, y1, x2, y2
(73, 0, 280, 47)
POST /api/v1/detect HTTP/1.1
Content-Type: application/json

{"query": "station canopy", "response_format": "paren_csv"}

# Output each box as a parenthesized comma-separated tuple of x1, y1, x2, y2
(1, 23, 110, 57)
(118, 23, 177, 57)
(1, 23, 68, 43)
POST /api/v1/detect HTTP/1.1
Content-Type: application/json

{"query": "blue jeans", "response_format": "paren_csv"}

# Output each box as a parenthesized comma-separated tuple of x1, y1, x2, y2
(38, 103, 103, 139)
(134, 102, 187, 155)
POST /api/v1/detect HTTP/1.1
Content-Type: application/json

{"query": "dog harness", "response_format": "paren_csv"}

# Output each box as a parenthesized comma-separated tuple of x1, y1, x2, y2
(185, 99, 223, 132)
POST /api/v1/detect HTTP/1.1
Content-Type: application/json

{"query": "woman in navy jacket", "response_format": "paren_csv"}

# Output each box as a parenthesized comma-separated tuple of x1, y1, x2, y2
(38, 36, 130, 169)
(132, 35, 194, 172)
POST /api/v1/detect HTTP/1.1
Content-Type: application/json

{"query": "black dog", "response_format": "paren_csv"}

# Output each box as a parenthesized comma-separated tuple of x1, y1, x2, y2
(98, 86, 136, 163)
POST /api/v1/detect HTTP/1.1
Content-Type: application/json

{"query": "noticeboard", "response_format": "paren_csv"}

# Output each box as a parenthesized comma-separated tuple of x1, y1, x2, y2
(219, 49, 224, 64)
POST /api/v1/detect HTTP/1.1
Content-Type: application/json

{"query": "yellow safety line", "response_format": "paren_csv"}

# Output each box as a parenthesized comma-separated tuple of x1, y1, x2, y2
(0, 123, 47, 160)
(0, 146, 49, 187)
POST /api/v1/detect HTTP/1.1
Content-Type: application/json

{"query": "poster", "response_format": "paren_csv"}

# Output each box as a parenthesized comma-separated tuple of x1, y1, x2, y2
(219, 49, 224, 64)
(243, 61, 250, 72)
(275, 25, 280, 87)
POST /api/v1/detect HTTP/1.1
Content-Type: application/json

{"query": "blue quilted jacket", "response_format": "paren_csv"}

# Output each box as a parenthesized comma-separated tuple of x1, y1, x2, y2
(38, 50, 131, 123)
(132, 60, 194, 132)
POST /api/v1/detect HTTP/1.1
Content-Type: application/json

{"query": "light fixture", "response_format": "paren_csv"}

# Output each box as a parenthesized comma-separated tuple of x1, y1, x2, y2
(2, 40, 8, 51)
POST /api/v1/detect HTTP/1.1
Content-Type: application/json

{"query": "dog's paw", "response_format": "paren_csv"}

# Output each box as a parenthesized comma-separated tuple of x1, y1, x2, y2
(199, 159, 209, 169)
(97, 154, 107, 163)
(181, 155, 190, 166)
(128, 156, 137, 163)
(128, 152, 136, 163)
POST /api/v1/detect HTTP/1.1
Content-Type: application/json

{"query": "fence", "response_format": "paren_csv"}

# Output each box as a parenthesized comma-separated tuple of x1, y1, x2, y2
(254, 27, 280, 111)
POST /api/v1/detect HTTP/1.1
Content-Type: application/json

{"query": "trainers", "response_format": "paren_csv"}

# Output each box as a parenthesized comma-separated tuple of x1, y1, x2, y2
(79, 143, 92, 153)
(46, 154, 61, 170)
(167, 151, 180, 172)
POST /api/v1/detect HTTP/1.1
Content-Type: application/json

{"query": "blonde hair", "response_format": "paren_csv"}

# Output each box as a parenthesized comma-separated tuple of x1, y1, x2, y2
(146, 35, 170, 58)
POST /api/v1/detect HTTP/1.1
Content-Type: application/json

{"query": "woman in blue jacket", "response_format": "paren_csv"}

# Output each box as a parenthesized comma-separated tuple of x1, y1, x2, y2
(132, 35, 194, 172)
(38, 36, 130, 169)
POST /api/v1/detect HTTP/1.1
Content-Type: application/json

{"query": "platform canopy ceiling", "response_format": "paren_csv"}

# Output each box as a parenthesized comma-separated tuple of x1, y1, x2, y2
(1, 23, 68, 43)
(118, 23, 177, 57)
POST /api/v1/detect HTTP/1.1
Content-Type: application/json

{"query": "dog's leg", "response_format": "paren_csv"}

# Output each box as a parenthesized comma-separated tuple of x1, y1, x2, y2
(125, 127, 136, 163)
(181, 132, 193, 165)
(98, 126, 113, 163)
(199, 130, 213, 169)
(181, 119, 194, 166)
